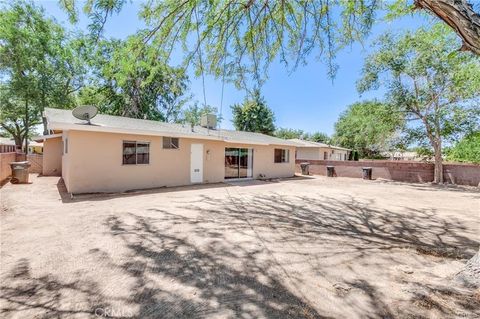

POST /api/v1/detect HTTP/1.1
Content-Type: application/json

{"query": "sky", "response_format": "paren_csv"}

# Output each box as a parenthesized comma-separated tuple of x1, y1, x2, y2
(38, 0, 431, 135)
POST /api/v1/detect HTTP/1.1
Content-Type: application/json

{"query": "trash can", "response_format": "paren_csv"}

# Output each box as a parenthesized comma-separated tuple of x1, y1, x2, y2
(10, 161, 31, 184)
(326, 166, 335, 177)
(300, 162, 310, 175)
(362, 167, 372, 180)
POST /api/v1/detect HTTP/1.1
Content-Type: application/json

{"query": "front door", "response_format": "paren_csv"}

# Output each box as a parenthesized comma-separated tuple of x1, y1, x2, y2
(190, 144, 203, 183)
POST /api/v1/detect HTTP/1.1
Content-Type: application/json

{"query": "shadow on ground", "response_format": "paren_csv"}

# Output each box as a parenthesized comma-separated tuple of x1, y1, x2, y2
(1, 190, 478, 318)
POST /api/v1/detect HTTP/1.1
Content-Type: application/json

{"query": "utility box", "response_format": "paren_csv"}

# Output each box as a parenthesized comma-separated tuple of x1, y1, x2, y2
(362, 167, 372, 180)
(10, 161, 31, 184)
(200, 114, 217, 129)
(326, 166, 335, 177)
(300, 162, 310, 175)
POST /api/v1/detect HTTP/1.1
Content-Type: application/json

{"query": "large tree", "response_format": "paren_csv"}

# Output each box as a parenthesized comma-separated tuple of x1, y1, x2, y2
(231, 90, 275, 135)
(60, 0, 480, 86)
(358, 24, 480, 183)
(309, 132, 331, 144)
(0, 1, 84, 150)
(275, 128, 306, 140)
(78, 35, 190, 121)
(333, 100, 405, 158)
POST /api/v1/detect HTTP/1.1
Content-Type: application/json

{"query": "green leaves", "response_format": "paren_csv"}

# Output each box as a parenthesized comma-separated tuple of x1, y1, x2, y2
(358, 23, 480, 148)
(445, 132, 480, 164)
(138, 0, 381, 89)
(231, 89, 275, 135)
(333, 100, 404, 158)
(356, 22, 479, 179)
(1, 0, 84, 143)
(78, 34, 189, 122)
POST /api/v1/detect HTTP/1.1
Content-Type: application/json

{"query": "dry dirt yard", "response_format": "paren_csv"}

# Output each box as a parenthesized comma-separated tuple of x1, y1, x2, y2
(1, 174, 479, 319)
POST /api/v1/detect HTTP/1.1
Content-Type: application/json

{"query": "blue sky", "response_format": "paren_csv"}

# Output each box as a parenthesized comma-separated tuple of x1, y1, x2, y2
(38, 0, 431, 134)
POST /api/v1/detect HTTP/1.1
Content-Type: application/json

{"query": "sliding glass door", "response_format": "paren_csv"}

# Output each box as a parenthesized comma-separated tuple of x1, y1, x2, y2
(225, 148, 253, 179)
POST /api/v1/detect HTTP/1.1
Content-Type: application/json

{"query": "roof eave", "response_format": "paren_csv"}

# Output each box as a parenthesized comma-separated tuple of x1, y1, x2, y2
(47, 122, 223, 142)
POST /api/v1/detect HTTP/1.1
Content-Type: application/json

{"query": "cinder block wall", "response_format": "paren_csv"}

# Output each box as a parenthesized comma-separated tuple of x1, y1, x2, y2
(295, 160, 480, 186)
(0, 152, 16, 182)
(25, 154, 43, 174)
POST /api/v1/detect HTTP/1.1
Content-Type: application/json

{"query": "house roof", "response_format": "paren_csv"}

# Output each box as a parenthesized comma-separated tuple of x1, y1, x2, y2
(28, 141, 43, 147)
(288, 138, 350, 151)
(44, 108, 297, 147)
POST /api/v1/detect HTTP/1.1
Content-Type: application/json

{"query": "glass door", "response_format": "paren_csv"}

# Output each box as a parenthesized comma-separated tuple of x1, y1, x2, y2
(225, 148, 239, 179)
(225, 148, 253, 179)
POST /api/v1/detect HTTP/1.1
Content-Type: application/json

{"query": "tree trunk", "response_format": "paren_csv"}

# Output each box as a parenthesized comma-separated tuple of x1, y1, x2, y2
(455, 248, 480, 287)
(433, 140, 443, 184)
(414, 0, 480, 55)
(24, 99, 29, 156)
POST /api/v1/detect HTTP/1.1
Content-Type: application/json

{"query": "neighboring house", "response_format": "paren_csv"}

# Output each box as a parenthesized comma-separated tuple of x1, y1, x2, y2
(28, 141, 44, 155)
(381, 151, 423, 161)
(40, 108, 297, 194)
(289, 139, 351, 161)
(0, 137, 17, 153)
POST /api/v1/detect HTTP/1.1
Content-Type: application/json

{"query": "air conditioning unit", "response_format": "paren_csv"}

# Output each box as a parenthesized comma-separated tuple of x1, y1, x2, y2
(200, 114, 217, 129)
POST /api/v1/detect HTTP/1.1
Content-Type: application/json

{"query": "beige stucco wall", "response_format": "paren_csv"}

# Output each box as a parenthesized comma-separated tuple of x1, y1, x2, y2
(296, 147, 349, 161)
(42, 137, 62, 176)
(296, 148, 321, 161)
(63, 130, 295, 193)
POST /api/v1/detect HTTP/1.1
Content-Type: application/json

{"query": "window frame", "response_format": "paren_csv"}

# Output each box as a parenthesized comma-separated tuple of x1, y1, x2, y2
(162, 137, 179, 149)
(122, 140, 150, 165)
(274, 148, 290, 163)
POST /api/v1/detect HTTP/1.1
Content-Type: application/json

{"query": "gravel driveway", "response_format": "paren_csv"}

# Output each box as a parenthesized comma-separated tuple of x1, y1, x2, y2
(1, 174, 479, 318)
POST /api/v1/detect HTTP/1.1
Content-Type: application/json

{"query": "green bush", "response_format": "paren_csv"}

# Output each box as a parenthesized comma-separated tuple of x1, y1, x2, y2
(446, 132, 480, 164)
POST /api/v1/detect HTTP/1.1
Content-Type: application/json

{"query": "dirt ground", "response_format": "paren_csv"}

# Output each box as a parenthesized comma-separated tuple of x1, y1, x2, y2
(1, 174, 479, 319)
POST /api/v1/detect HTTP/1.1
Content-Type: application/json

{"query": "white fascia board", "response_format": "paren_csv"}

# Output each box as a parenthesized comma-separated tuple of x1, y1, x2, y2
(223, 139, 269, 146)
(47, 122, 224, 142)
(32, 133, 63, 142)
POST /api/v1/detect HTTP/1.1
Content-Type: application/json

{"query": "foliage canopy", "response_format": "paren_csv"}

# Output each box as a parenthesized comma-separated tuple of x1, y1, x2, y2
(333, 100, 404, 158)
(358, 23, 480, 181)
(231, 90, 275, 135)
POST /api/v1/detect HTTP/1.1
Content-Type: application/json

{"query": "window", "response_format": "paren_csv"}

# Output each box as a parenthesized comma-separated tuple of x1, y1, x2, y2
(274, 149, 289, 163)
(324, 152, 328, 160)
(123, 141, 150, 165)
(65, 138, 68, 154)
(163, 137, 179, 149)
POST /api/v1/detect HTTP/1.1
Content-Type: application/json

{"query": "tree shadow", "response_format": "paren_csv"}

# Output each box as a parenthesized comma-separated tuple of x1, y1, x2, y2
(0, 258, 120, 318)
(182, 193, 478, 258)
(373, 179, 480, 196)
(102, 214, 330, 318)
(2, 189, 478, 318)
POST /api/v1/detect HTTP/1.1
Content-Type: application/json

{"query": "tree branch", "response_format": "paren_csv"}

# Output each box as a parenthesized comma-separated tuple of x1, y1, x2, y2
(414, 0, 480, 55)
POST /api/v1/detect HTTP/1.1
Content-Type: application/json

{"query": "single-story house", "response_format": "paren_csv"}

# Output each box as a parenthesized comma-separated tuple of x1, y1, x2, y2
(289, 139, 351, 161)
(40, 108, 297, 194)
(0, 137, 17, 153)
(28, 141, 43, 155)
(381, 151, 423, 161)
